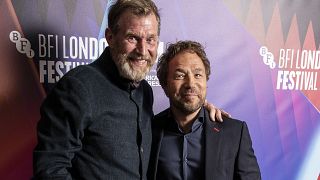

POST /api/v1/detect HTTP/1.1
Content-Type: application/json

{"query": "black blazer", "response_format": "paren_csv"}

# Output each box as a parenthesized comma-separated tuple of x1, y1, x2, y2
(148, 108, 261, 180)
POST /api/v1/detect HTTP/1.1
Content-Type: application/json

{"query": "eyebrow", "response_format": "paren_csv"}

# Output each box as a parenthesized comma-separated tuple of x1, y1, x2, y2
(194, 68, 204, 73)
(147, 34, 158, 38)
(174, 68, 186, 73)
(126, 32, 139, 37)
(126, 31, 158, 38)
(174, 68, 204, 76)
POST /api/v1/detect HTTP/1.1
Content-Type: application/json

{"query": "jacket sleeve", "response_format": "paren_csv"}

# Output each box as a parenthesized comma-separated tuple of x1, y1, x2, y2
(235, 122, 261, 180)
(33, 75, 91, 179)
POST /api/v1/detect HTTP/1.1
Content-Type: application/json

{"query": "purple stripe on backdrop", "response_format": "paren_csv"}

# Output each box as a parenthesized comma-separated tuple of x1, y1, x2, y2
(291, 91, 313, 153)
(13, 0, 106, 39)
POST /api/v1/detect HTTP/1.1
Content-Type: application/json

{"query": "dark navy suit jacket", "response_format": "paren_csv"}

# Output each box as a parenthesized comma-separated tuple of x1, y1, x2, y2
(148, 108, 261, 180)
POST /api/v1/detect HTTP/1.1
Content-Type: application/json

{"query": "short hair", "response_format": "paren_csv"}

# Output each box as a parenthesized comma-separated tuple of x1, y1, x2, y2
(157, 40, 211, 87)
(108, 0, 161, 35)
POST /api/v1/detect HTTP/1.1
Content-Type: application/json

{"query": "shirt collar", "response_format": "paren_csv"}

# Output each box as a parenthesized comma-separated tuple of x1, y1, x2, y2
(167, 107, 205, 134)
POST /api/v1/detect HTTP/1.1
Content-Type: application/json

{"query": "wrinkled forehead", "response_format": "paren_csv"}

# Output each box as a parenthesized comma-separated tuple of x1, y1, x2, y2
(117, 11, 159, 33)
(116, 10, 160, 35)
(170, 52, 204, 68)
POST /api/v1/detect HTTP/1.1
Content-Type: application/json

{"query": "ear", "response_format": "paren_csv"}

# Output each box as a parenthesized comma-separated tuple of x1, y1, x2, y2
(105, 28, 113, 47)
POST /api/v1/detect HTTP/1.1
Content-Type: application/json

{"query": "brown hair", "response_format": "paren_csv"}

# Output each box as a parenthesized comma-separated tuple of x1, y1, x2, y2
(108, 0, 161, 35)
(157, 40, 211, 87)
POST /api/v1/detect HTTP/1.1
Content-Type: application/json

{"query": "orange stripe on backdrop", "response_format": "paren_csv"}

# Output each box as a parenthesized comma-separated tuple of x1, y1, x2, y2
(301, 22, 320, 114)
(0, 0, 45, 179)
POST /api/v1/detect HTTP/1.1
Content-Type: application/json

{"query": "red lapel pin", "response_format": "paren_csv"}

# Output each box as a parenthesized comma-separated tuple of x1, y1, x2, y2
(213, 127, 220, 132)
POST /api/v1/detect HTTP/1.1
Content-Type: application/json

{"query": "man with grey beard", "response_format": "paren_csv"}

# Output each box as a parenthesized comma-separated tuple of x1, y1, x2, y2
(33, 0, 227, 179)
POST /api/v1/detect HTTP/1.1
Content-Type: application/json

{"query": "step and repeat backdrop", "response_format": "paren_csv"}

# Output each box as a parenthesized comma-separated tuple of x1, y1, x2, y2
(1, 0, 320, 179)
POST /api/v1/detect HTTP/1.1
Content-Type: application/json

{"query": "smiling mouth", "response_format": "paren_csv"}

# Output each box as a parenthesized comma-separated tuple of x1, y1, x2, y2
(130, 59, 147, 67)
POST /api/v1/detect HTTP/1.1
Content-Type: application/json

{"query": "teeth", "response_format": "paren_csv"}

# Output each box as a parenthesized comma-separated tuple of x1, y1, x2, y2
(131, 59, 146, 66)
(136, 60, 145, 64)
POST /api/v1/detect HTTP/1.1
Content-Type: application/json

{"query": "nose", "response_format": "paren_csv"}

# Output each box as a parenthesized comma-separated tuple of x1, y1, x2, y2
(136, 39, 147, 56)
(185, 74, 195, 88)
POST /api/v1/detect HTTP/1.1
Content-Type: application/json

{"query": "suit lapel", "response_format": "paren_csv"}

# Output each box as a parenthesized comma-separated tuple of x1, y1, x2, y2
(150, 112, 169, 180)
(152, 127, 163, 180)
(204, 110, 222, 179)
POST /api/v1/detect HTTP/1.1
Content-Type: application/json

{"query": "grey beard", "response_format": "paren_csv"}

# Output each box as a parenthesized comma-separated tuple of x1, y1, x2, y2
(114, 54, 152, 82)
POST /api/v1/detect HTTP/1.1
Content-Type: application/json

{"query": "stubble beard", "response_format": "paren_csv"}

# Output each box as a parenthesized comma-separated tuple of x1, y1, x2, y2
(171, 93, 205, 114)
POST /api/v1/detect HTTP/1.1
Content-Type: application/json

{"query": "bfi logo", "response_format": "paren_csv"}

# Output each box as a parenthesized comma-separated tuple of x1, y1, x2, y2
(9, 30, 35, 58)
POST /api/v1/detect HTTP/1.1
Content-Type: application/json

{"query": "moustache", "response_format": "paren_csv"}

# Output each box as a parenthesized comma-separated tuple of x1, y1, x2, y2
(181, 88, 199, 96)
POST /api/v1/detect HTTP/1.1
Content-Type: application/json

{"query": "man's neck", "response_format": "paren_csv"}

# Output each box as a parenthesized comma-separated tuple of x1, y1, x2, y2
(170, 107, 201, 133)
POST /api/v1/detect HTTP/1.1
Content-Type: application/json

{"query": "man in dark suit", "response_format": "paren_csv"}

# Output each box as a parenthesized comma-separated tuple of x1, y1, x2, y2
(33, 1, 228, 179)
(148, 40, 261, 180)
